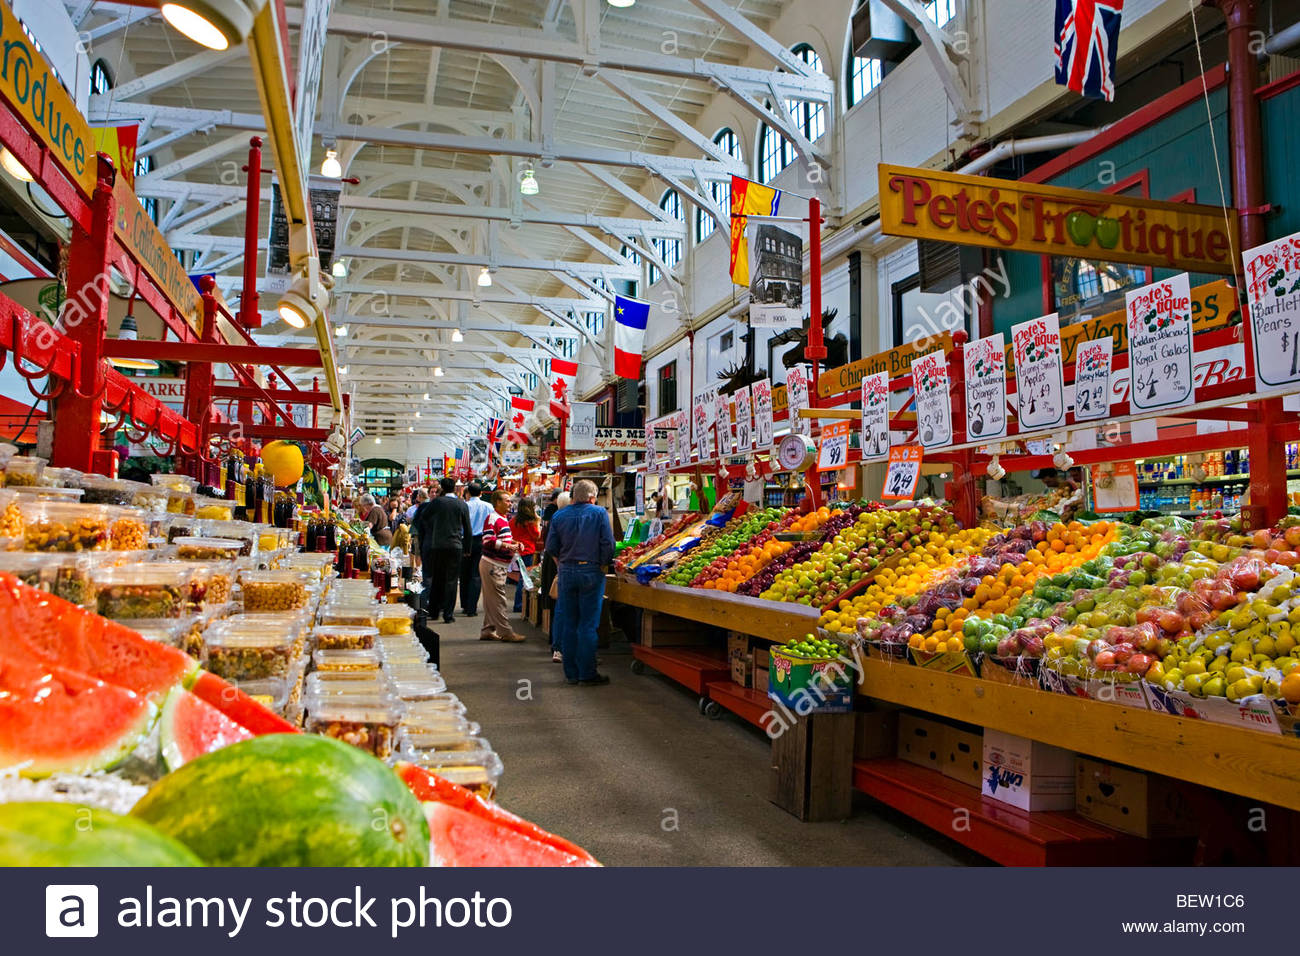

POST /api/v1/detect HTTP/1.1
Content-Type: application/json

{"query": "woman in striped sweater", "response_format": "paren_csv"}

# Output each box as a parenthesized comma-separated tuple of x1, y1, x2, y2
(479, 490, 524, 642)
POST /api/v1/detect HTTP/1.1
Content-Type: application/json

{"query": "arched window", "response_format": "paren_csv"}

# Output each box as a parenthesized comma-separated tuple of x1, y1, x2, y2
(134, 154, 158, 223)
(650, 190, 682, 285)
(90, 59, 113, 96)
(847, 55, 882, 108)
(758, 118, 789, 185)
(758, 45, 826, 183)
(697, 128, 743, 242)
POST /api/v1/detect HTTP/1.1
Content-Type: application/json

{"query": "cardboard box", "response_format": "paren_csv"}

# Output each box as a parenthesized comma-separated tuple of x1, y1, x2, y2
(1041, 669, 1151, 710)
(727, 632, 749, 659)
(752, 646, 771, 671)
(752, 663, 769, 694)
(730, 653, 752, 688)
(853, 708, 899, 760)
(768, 648, 853, 713)
(942, 725, 984, 788)
(981, 729, 1075, 811)
(1146, 684, 1282, 733)
(1074, 757, 1193, 838)
(909, 647, 978, 677)
(896, 713, 946, 772)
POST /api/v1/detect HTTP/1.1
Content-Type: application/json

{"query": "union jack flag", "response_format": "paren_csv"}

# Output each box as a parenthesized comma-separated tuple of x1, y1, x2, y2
(1054, 0, 1124, 103)
(485, 418, 505, 477)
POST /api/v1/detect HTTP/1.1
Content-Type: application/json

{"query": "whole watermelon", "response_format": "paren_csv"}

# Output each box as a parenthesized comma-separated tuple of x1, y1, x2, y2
(131, 734, 429, 866)
(0, 802, 202, 866)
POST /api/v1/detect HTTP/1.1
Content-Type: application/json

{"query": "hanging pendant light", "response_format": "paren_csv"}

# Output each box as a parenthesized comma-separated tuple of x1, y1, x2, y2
(519, 167, 539, 196)
(477, 266, 493, 287)
(109, 292, 159, 372)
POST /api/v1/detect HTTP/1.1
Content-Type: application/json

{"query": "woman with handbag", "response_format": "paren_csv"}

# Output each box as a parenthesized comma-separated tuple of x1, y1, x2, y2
(510, 497, 542, 613)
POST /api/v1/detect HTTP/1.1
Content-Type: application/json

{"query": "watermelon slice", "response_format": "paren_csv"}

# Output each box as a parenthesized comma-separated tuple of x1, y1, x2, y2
(187, 671, 297, 736)
(0, 573, 194, 701)
(159, 688, 254, 771)
(397, 763, 598, 867)
(0, 652, 155, 777)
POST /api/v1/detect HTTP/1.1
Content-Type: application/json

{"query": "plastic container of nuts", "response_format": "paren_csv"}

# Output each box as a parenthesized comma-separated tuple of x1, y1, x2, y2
(151, 474, 198, 494)
(108, 510, 149, 551)
(130, 616, 197, 649)
(89, 564, 192, 619)
(403, 748, 503, 798)
(0, 488, 22, 542)
(203, 620, 296, 680)
(178, 560, 236, 607)
(0, 551, 104, 604)
(131, 485, 170, 513)
(286, 551, 337, 580)
(304, 670, 391, 696)
(173, 536, 244, 561)
(19, 501, 116, 552)
(401, 728, 487, 755)
(4, 456, 45, 487)
(311, 647, 383, 673)
(195, 520, 257, 555)
(240, 569, 309, 611)
(79, 475, 147, 507)
(13, 486, 86, 503)
(376, 604, 415, 636)
(399, 693, 467, 718)
(313, 625, 379, 651)
(317, 600, 380, 628)
(231, 677, 289, 717)
(40, 467, 84, 488)
(304, 697, 401, 758)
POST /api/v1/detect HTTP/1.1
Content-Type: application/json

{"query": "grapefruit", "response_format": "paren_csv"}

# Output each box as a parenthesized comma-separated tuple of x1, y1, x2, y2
(159, 688, 254, 771)
(261, 441, 305, 488)
(0, 802, 201, 866)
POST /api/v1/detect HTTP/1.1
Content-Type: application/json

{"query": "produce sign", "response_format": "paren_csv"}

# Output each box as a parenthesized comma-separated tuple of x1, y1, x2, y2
(714, 391, 734, 455)
(1091, 462, 1139, 512)
(1242, 230, 1300, 387)
(910, 351, 952, 448)
(1125, 273, 1194, 411)
(753, 379, 774, 448)
(1011, 313, 1065, 430)
(861, 371, 890, 460)
(817, 421, 851, 471)
(769, 637, 855, 713)
(786, 365, 812, 437)
(882, 445, 923, 500)
(878, 164, 1238, 275)
(964, 333, 1006, 441)
(1072, 336, 1114, 422)
(734, 385, 753, 451)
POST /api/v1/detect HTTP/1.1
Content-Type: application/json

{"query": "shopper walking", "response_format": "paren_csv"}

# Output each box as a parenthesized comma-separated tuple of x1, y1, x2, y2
(479, 490, 523, 642)
(460, 481, 492, 616)
(546, 480, 614, 685)
(511, 497, 542, 613)
(411, 477, 471, 624)
(539, 491, 570, 662)
(358, 493, 389, 535)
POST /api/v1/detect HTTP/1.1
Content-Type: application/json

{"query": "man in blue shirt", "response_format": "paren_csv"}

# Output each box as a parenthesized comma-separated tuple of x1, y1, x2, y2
(461, 481, 493, 616)
(545, 479, 615, 685)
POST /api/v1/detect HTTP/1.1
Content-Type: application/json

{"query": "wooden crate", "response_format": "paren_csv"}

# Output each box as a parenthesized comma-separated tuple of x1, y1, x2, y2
(770, 712, 855, 822)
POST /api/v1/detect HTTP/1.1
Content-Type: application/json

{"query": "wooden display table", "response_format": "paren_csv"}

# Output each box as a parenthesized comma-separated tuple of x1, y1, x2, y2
(607, 578, 819, 643)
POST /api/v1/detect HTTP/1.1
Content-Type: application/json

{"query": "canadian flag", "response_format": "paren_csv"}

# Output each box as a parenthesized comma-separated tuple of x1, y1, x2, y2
(506, 396, 533, 445)
(549, 358, 578, 420)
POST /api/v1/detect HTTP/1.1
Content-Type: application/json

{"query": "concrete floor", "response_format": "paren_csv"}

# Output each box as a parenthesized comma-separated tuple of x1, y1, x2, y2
(438, 606, 986, 867)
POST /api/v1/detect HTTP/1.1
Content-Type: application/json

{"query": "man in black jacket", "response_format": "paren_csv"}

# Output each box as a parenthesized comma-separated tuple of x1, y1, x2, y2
(412, 476, 472, 624)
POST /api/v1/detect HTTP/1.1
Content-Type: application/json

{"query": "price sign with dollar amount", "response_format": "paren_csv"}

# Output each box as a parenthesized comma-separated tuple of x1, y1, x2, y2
(882, 444, 924, 500)
(1072, 336, 1113, 422)
(817, 420, 851, 471)
(1125, 273, 1194, 411)
(1012, 313, 1065, 430)
(964, 332, 1006, 440)
(1243, 231, 1300, 387)
(909, 351, 952, 449)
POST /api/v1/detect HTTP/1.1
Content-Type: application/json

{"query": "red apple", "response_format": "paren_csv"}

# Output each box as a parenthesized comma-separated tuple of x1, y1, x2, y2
(1093, 650, 1118, 671)
(1126, 653, 1154, 675)
(1157, 609, 1186, 635)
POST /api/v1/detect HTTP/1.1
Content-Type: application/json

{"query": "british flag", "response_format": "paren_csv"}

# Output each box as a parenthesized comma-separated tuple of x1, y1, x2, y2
(1054, 0, 1124, 102)
(485, 418, 505, 476)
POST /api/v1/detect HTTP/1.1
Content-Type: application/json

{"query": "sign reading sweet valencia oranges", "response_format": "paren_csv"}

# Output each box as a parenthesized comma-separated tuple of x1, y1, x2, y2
(879, 164, 1238, 276)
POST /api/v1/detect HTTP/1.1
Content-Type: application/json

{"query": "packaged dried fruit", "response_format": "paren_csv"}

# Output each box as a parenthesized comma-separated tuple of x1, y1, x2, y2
(240, 569, 309, 611)
(231, 677, 289, 717)
(19, 501, 114, 552)
(403, 747, 503, 798)
(399, 694, 467, 718)
(0, 551, 106, 603)
(195, 520, 257, 555)
(132, 485, 170, 512)
(0, 489, 22, 540)
(193, 497, 235, 520)
(203, 621, 296, 680)
(173, 536, 245, 561)
(178, 560, 236, 606)
(150, 474, 198, 494)
(39, 466, 83, 488)
(90, 564, 192, 618)
(286, 551, 337, 579)
(165, 490, 196, 515)
(304, 670, 392, 697)
(317, 600, 380, 628)
(79, 475, 147, 506)
(377, 604, 415, 635)
(4, 455, 45, 487)
(391, 675, 449, 702)
(109, 513, 148, 551)
(129, 615, 198, 650)
(304, 697, 400, 758)
(400, 728, 486, 754)
(311, 647, 383, 672)
(13, 486, 85, 502)
(399, 710, 474, 737)
(313, 625, 379, 650)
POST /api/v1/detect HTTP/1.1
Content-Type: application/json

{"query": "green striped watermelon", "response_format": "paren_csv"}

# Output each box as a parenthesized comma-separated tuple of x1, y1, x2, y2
(159, 688, 254, 771)
(0, 802, 201, 866)
(132, 735, 429, 867)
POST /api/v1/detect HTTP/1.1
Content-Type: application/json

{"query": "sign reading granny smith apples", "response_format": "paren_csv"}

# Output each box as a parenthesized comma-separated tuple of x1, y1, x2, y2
(1012, 314, 1066, 430)
(1072, 336, 1114, 422)
(1242, 231, 1300, 387)
(860, 371, 890, 460)
(878, 164, 1238, 276)
(1125, 273, 1194, 411)
(910, 350, 952, 449)
(963, 333, 1006, 441)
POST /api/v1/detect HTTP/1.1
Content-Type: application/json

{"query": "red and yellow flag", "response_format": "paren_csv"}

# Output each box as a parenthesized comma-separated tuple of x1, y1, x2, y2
(92, 125, 139, 188)
(729, 175, 782, 286)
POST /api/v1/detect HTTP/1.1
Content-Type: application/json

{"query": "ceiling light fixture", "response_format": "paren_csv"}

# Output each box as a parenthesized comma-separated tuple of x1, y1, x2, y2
(320, 147, 342, 179)
(374, 437, 381, 445)
(451, 328, 464, 343)
(519, 167, 539, 196)
(334, 325, 347, 337)
(338, 364, 349, 374)
(160, 0, 267, 51)
(0, 148, 33, 182)
(433, 366, 444, 377)
(422, 392, 430, 401)
(276, 257, 328, 329)
(606, 0, 635, 7)
(331, 258, 347, 278)
(477, 266, 492, 288)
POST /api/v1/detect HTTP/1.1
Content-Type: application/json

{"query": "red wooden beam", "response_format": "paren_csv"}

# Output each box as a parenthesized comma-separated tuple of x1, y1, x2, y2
(0, 295, 79, 381)
(212, 385, 334, 405)
(102, 341, 324, 366)
(208, 422, 332, 442)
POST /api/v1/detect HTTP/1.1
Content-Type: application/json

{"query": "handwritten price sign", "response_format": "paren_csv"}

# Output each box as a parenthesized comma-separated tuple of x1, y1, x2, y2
(860, 371, 890, 461)
(753, 378, 774, 448)
(882, 444, 924, 500)
(734, 385, 753, 451)
(964, 332, 1006, 440)
(1243, 231, 1300, 387)
(786, 365, 812, 437)
(1072, 336, 1113, 422)
(1012, 313, 1065, 430)
(817, 420, 851, 471)
(910, 351, 952, 449)
(1125, 273, 1194, 411)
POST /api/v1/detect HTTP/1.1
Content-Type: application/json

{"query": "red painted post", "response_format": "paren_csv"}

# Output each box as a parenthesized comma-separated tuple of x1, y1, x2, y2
(945, 330, 979, 528)
(182, 277, 221, 476)
(240, 137, 263, 331)
(51, 154, 116, 473)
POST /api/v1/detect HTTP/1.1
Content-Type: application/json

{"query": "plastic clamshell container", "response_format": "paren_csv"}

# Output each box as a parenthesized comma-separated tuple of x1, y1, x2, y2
(311, 647, 383, 673)
(313, 625, 379, 651)
(0, 443, 16, 469)
(398, 708, 472, 736)
(164, 490, 195, 515)
(240, 569, 310, 611)
(89, 563, 192, 619)
(286, 552, 337, 579)
(317, 602, 379, 628)
(384, 661, 441, 681)
(151, 474, 198, 493)
(304, 697, 401, 758)
(4, 456, 45, 487)
(399, 694, 467, 717)
(0, 550, 106, 604)
(129, 615, 200, 650)
(304, 670, 391, 696)
(79, 475, 146, 506)
(131, 485, 170, 512)
(173, 536, 245, 561)
(254, 524, 290, 551)
(401, 727, 486, 755)
(18, 501, 117, 552)
(39, 467, 83, 489)
(377, 636, 428, 662)
(391, 675, 449, 701)
(231, 677, 289, 716)
(177, 560, 237, 607)
(403, 748, 503, 798)
(195, 519, 257, 553)
(376, 604, 415, 635)
(13, 486, 85, 502)
(328, 579, 378, 597)
(203, 621, 296, 680)
(193, 497, 235, 520)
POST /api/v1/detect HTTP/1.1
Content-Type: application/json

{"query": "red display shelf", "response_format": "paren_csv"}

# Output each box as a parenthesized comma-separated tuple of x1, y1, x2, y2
(853, 758, 1195, 867)
(704, 680, 772, 728)
(631, 645, 731, 695)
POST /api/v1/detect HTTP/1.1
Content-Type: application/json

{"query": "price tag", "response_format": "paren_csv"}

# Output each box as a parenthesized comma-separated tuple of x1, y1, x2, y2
(1072, 336, 1113, 422)
(860, 371, 890, 461)
(714, 391, 733, 455)
(752, 378, 774, 448)
(634, 472, 645, 516)
(1011, 313, 1065, 430)
(644, 419, 657, 467)
(1125, 273, 1194, 411)
(734, 385, 753, 451)
(964, 332, 1006, 440)
(909, 351, 952, 449)
(1090, 461, 1139, 512)
(817, 420, 851, 471)
(1242, 232, 1300, 387)
(786, 365, 812, 437)
(882, 444, 923, 501)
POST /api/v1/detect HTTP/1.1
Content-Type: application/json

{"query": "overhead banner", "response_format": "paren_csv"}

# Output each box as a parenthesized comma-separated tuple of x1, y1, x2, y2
(594, 426, 663, 452)
(92, 125, 139, 188)
(113, 173, 203, 333)
(1072, 336, 1114, 422)
(1011, 313, 1066, 431)
(860, 371, 890, 460)
(568, 402, 597, 451)
(1125, 273, 1194, 412)
(910, 351, 952, 449)
(1242, 231, 1300, 388)
(734, 385, 753, 452)
(964, 333, 1006, 441)
(749, 225, 803, 329)
(878, 164, 1238, 276)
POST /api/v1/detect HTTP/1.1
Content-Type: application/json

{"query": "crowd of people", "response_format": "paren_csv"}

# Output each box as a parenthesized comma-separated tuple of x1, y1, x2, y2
(358, 478, 615, 687)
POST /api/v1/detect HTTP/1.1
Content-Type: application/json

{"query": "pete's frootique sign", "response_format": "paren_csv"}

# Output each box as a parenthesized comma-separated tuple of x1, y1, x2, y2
(878, 164, 1238, 276)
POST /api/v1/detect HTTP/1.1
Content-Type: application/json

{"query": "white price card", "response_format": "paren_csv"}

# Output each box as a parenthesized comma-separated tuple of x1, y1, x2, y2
(1125, 273, 1194, 411)
(752, 378, 774, 448)
(1011, 313, 1066, 430)
(1243, 232, 1300, 387)
(692, 395, 710, 460)
(714, 391, 733, 455)
(860, 371, 890, 461)
(817, 420, 851, 471)
(910, 351, 952, 449)
(964, 333, 1006, 441)
(1072, 336, 1114, 422)
(734, 385, 753, 452)
(644, 419, 657, 467)
(882, 444, 923, 501)
(786, 365, 812, 437)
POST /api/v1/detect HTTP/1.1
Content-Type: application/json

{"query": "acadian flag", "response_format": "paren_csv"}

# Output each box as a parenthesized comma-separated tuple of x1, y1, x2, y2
(613, 294, 650, 379)
(549, 357, 579, 421)
(729, 175, 782, 286)
(506, 396, 534, 445)
(444, 454, 456, 475)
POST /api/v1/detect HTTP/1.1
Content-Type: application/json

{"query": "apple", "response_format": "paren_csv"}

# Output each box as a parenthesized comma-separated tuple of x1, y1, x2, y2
(1086, 639, 1112, 659)
(1126, 653, 1154, 675)
(1020, 634, 1045, 658)
(1111, 643, 1136, 665)
(1093, 650, 1118, 671)
(1157, 609, 1186, 635)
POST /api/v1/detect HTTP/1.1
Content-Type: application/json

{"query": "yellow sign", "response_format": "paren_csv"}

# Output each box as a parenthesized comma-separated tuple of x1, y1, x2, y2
(817, 332, 955, 397)
(878, 164, 1239, 276)
(113, 173, 203, 333)
(0, 2, 95, 195)
(772, 383, 787, 415)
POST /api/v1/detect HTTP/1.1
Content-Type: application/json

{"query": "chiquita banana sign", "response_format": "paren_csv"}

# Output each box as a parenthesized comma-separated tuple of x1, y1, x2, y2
(878, 164, 1238, 276)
